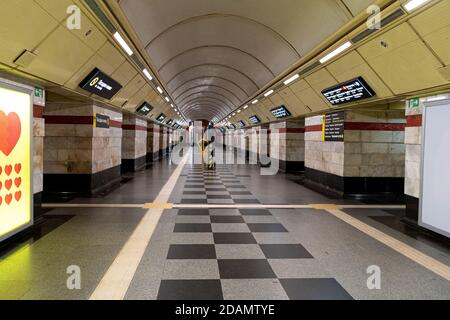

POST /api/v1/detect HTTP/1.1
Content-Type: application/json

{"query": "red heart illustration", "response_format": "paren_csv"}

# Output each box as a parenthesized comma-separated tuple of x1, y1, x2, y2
(5, 179, 12, 190)
(5, 194, 12, 205)
(0, 111, 21, 156)
(0, 181, 2, 191)
(15, 163, 22, 174)
(15, 191, 21, 202)
(15, 177, 22, 188)
(0, 196, 2, 206)
(0, 166, 2, 175)
(5, 165, 12, 176)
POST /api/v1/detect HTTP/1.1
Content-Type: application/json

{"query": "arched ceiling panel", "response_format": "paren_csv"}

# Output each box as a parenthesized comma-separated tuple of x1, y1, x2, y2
(175, 85, 242, 106)
(172, 77, 248, 101)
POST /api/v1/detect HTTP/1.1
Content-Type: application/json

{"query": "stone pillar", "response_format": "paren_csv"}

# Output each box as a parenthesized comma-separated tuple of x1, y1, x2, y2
(121, 114, 147, 173)
(258, 124, 270, 167)
(43, 102, 122, 197)
(304, 109, 405, 199)
(270, 120, 305, 172)
(404, 101, 423, 222)
(33, 104, 45, 218)
(146, 122, 154, 164)
(153, 124, 161, 161)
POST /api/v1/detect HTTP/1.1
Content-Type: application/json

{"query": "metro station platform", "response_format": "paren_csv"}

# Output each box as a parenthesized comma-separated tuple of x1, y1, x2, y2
(1, 150, 449, 300)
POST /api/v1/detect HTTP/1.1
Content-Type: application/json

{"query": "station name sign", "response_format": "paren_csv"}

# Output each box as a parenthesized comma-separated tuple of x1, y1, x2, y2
(249, 115, 261, 124)
(271, 105, 291, 119)
(323, 111, 345, 142)
(94, 113, 110, 129)
(136, 102, 153, 116)
(79, 68, 122, 100)
(321, 77, 375, 106)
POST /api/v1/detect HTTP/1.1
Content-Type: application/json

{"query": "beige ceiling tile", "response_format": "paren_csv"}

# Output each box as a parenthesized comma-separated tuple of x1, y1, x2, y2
(294, 87, 329, 112)
(35, 0, 75, 22)
(65, 54, 116, 90)
(420, 25, 450, 65)
(289, 79, 311, 93)
(409, 0, 450, 36)
(111, 61, 138, 86)
(281, 94, 308, 116)
(97, 41, 126, 71)
(0, 0, 58, 65)
(22, 25, 93, 84)
(70, 11, 107, 52)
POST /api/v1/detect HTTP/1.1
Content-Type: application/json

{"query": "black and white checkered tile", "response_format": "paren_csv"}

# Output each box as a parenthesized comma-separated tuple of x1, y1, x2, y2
(156, 165, 353, 300)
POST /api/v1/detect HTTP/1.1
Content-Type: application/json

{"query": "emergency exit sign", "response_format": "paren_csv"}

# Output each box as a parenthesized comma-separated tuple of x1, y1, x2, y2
(409, 98, 420, 108)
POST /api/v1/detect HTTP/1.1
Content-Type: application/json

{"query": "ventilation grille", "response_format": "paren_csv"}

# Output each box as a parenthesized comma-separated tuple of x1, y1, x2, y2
(84, 0, 116, 33)
(298, 61, 321, 77)
(351, 8, 405, 44)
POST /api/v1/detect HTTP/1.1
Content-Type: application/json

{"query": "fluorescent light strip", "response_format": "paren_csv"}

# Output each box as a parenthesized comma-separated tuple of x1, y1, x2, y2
(319, 41, 352, 64)
(284, 74, 300, 85)
(113, 32, 133, 56)
(143, 69, 153, 81)
(404, 0, 430, 12)
(165, 97, 170, 102)
(237, 109, 241, 113)
(252, 99, 259, 104)
(264, 89, 274, 97)
(157, 86, 163, 94)
(243, 105, 249, 110)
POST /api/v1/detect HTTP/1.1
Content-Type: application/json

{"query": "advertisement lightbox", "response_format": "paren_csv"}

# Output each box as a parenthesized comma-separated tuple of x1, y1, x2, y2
(0, 79, 33, 242)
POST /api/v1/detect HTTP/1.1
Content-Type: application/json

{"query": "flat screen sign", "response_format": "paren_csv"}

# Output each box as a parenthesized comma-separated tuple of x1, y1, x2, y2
(167, 119, 173, 126)
(321, 77, 375, 106)
(136, 102, 153, 116)
(156, 113, 166, 122)
(79, 68, 122, 100)
(94, 114, 110, 129)
(249, 115, 261, 124)
(0, 80, 33, 242)
(237, 120, 246, 128)
(323, 111, 345, 142)
(271, 105, 291, 119)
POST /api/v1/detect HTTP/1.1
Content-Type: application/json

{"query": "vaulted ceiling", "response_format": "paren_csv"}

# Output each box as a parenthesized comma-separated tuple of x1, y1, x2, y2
(118, 0, 374, 121)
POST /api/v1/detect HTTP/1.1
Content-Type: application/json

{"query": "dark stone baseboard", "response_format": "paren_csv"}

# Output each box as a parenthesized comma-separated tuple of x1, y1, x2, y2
(279, 160, 305, 173)
(304, 167, 405, 200)
(404, 195, 419, 222)
(43, 165, 122, 197)
(146, 152, 154, 164)
(34, 192, 43, 219)
(121, 155, 147, 173)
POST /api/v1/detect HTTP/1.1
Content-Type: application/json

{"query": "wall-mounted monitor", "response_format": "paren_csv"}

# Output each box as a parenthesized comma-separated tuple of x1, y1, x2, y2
(167, 119, 173, 126)
(271, 105, 291, 118)
(249, 115, 261, 124)
(156, 113, 166, 122)
(136, 101, 153, 116)
(237, 120, 246, 128)
(79, 68, 122, 100)
(321, 76, 375, 106)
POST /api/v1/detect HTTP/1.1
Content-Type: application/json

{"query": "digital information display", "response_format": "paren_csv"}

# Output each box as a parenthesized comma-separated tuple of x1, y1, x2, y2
(249, 115, 261, 124)
(321, 77, 375, 106)
(167, 119, 173, 126)
(323, 111, 345, 142)
(79, 68, 122, 100)
(237, 120, 246, 128)
(156, 113, 166, 122)
(136, 101, 153, 116)
(0, 79, 33, 242)
(271, 105, 291, 119)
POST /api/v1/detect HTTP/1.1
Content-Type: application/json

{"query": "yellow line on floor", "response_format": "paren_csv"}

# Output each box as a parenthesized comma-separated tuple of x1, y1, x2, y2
(89, 154, 189, 300)
(326, 208, 450, 283)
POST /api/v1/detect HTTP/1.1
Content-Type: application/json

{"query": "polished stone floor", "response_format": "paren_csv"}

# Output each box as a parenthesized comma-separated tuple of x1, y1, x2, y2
(1, 151, 450, 300)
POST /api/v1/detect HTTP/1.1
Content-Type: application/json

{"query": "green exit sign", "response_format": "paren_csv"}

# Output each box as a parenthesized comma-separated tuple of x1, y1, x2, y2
(409, 98, 420, 108)
(35, 87, 44, 98)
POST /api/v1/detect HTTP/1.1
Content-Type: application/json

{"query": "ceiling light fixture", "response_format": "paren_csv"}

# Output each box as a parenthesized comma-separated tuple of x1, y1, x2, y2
(243, 105, 249, 110)
(113, 32, 133, 56)
(165, 97, 170, 102)
(319, 41, 352, 64)
(264, 90, 274, 97)
(284, 74, 300, 85)
(404, 0, 430, 12)
(237, 109, 241, 113)
(157, 86, 163, 94)
(252, 99, 258, 104)
(143, 68, 153, 81)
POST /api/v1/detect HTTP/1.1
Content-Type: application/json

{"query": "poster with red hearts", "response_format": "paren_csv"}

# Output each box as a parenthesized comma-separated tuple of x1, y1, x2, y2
(0, 80, 33, 241)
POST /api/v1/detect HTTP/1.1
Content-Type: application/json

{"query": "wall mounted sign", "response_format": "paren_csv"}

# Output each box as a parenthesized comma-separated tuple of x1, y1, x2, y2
(321, 77, 375, 106)
(136, 101, 153, 116)
(249, 115, 261, 124)
(323, 111, 345, 142)
(33, 87, 45, 106)
(237, 120, 246, 128)
(167, 119, 173, 126)
(0, 79, 33, 242)
(94, 113, 110, 129)
(79, 68, 122, 100)
(271, 105, 292, 119)
(156, 113, 166, 122)
(409, 98, 420, 108)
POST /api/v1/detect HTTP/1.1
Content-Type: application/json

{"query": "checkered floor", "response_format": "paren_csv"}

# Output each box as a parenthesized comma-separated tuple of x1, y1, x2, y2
(156, 165, 353, 300)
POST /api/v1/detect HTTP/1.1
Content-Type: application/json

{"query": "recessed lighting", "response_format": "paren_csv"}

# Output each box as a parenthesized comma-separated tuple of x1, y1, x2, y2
(252, 99, 258, 104)
(404, 0, 430, 11)
(319, 41, 352, 64)
(284, 74, 300, 85)
(264, 90, 274, 97)
(243, 105, 249, 110)
(113, 32, 133, 56)
(157, 86, 163, 94)
(165, 97, 170, 102)
(232, 113, 236, 116)
(237, 109, 241, 113)
(143, 69, 153, 81)
(171, 104, 174, 108)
